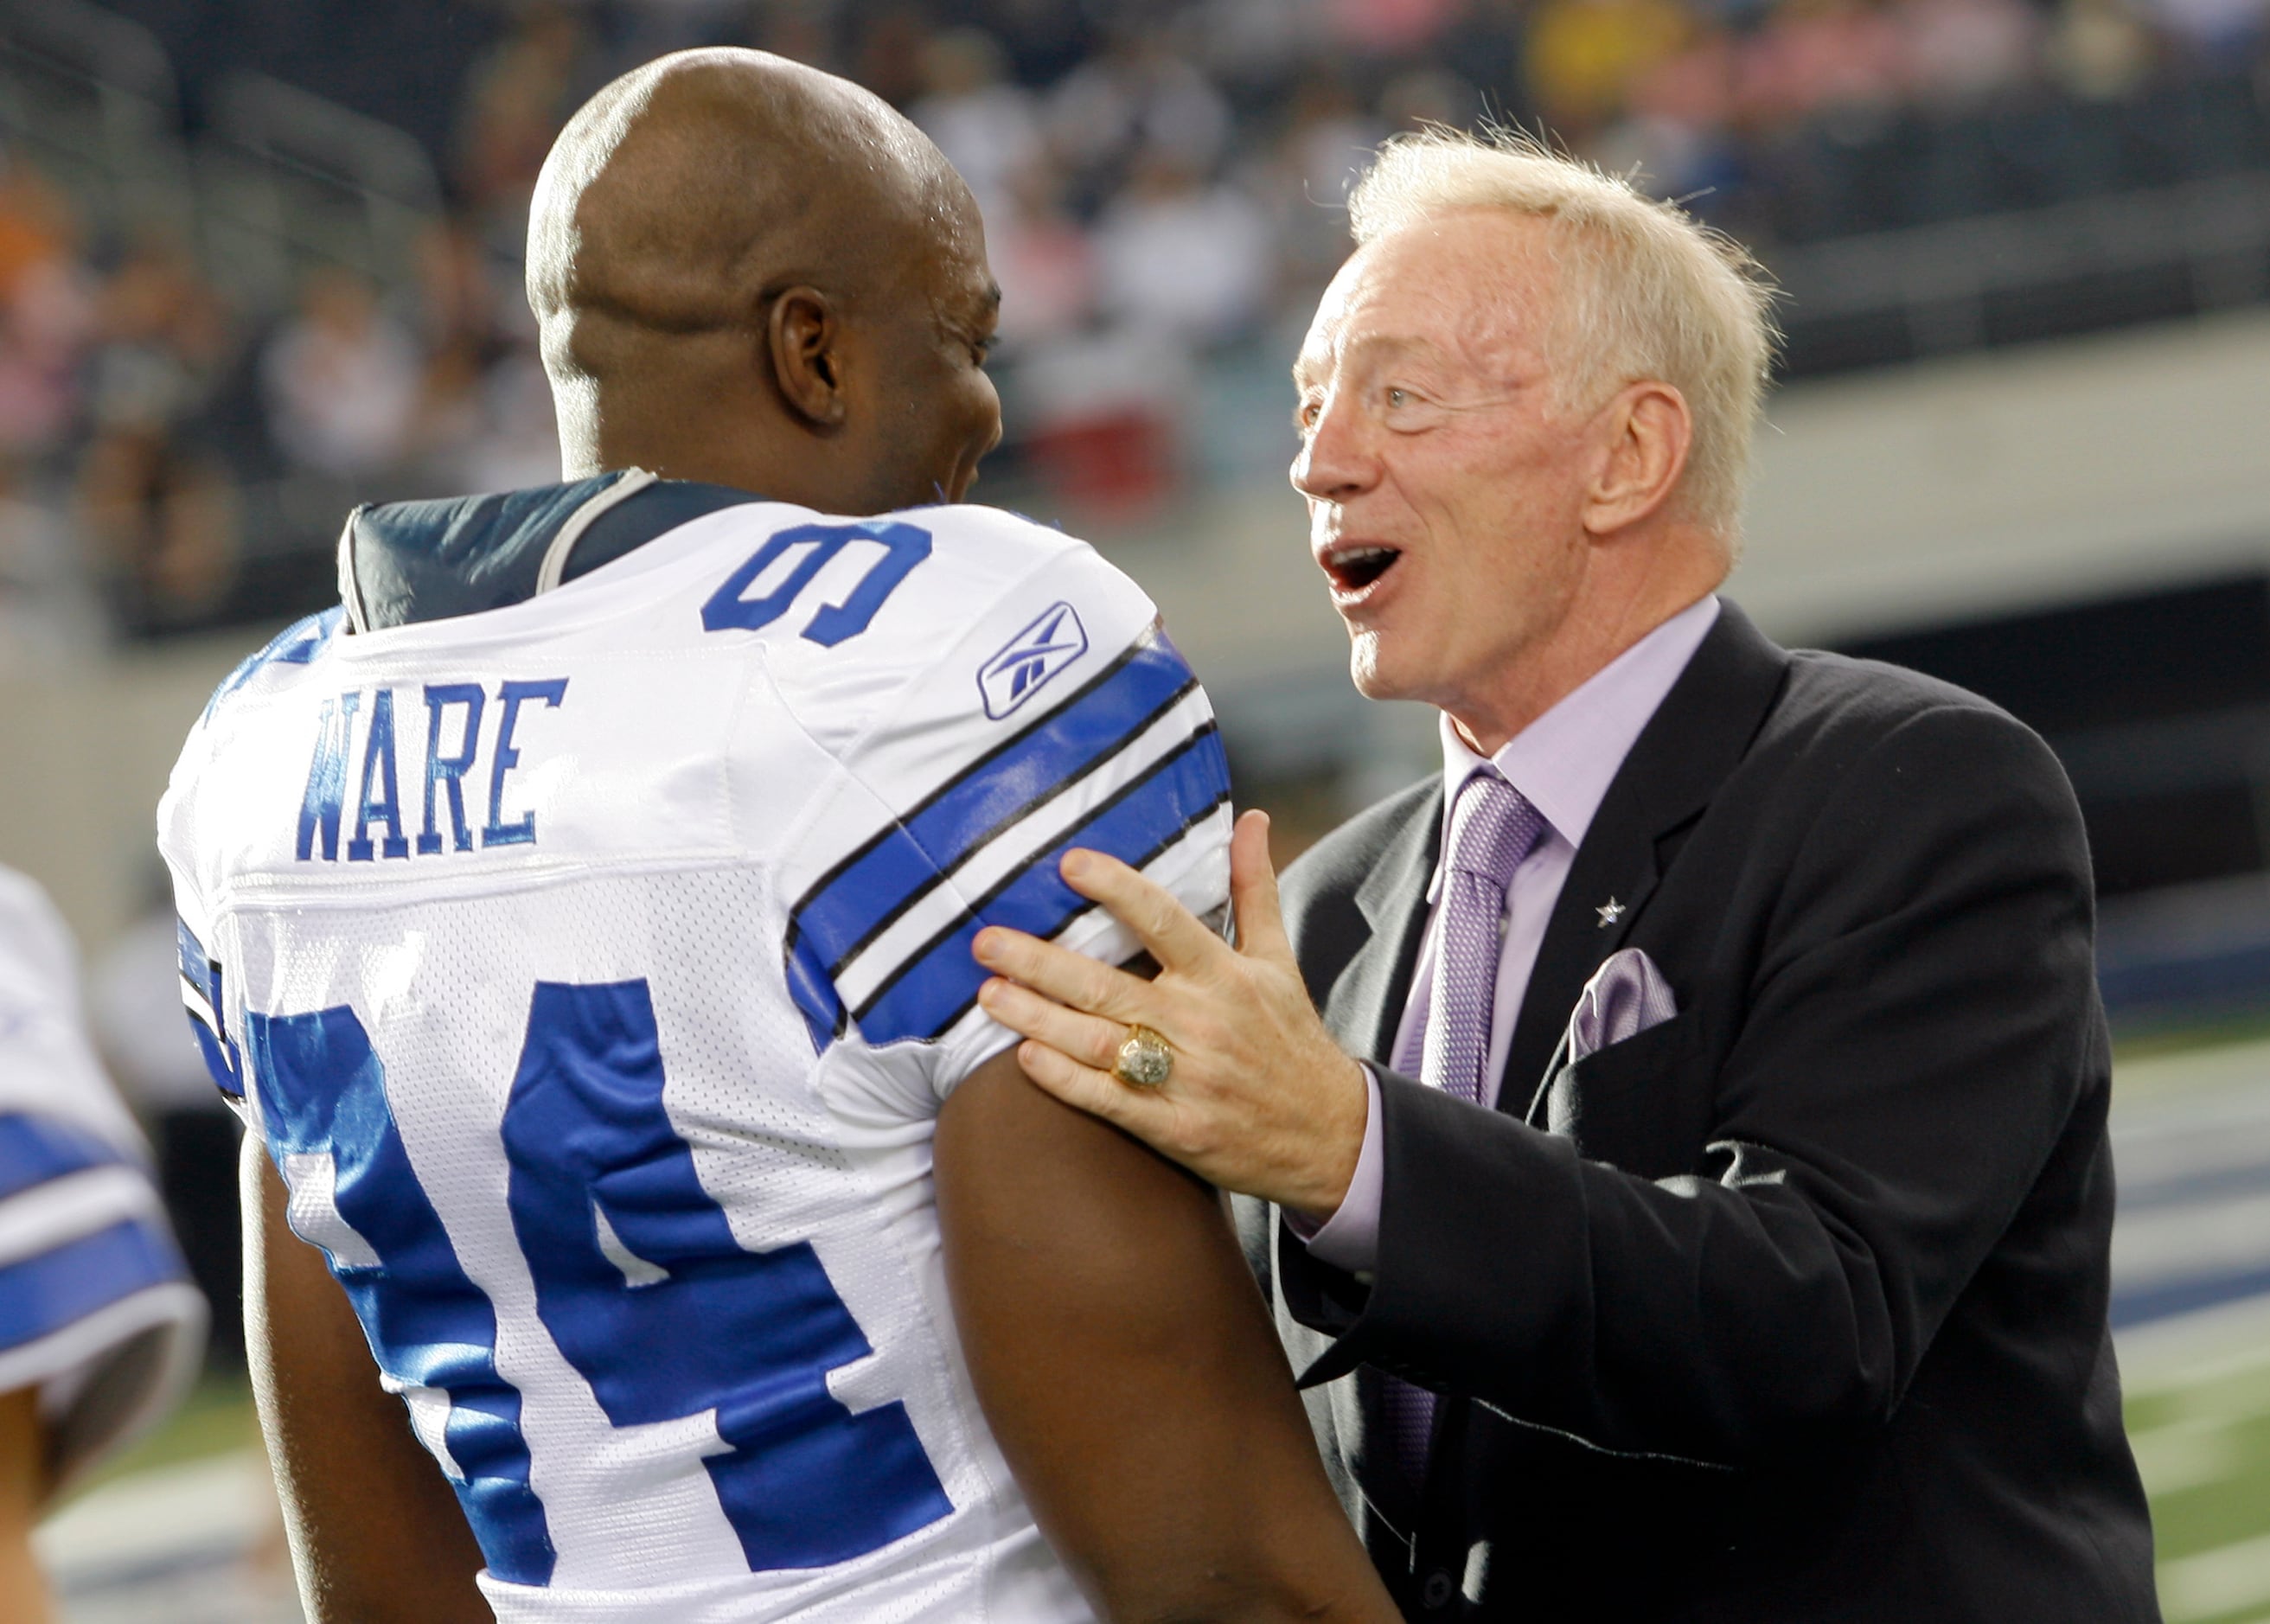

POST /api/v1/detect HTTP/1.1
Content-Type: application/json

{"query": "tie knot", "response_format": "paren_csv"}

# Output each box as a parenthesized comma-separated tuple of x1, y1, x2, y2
(1447, 774, 1546, 889)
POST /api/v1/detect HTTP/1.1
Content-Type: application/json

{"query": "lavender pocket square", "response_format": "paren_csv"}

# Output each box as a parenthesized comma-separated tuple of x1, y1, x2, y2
(1567, 947, 1679, 1063)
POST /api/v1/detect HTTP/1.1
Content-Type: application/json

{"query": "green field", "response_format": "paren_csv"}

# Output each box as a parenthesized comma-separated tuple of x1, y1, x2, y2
(2127, 1323, 2270, 1623)
(54, 1343, 2270, 1621)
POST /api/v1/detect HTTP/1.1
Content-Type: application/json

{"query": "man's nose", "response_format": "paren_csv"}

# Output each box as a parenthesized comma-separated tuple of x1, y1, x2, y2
(1290, 394, 1377, 503)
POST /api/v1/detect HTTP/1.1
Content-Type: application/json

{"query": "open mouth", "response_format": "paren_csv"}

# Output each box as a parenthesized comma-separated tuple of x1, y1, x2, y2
(1320, 543, 1403, 597)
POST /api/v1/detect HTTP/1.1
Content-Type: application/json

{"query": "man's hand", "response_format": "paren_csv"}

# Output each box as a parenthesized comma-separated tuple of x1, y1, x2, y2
(973, 809, 1369, 1217)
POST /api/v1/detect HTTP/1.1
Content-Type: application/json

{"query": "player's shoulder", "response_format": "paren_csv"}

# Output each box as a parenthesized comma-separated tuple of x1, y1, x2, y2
(194, 607, 348, 730)
(745, 500, 1163, 751)
(733, 497, 1148, 640)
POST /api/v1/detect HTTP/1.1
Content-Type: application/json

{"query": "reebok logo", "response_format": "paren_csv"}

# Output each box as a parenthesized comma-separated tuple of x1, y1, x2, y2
(978, 603, 1088, 720)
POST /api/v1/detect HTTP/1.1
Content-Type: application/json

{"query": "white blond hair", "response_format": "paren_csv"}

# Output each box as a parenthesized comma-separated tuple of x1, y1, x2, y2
(1347, 127, 1778, 540)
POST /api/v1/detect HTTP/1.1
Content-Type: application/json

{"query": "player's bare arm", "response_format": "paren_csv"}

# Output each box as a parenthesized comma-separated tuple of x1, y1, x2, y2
(243, 1140, 487, 1624)
(939, 1047, 1397, 1623)
(0, 1386, 53, 1624)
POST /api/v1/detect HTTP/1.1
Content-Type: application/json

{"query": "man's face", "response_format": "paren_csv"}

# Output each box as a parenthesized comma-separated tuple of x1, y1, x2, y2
(1292, 210, 1602, 717)
(860, 187, 1004, 509)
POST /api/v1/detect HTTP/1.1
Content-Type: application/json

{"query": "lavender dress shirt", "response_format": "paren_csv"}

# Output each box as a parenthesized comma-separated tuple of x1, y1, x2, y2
(1299, 595, 1720, 1274)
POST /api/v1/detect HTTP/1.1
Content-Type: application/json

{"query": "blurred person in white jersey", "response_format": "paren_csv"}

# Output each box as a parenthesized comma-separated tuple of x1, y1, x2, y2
(157, 48, 1397, 1624)
(0, 865, 206, 1621)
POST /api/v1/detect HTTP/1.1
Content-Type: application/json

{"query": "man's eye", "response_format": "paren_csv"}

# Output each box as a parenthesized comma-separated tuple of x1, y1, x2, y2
(1385, 387, 1411, 409)
(1295, 397, 1322, 432)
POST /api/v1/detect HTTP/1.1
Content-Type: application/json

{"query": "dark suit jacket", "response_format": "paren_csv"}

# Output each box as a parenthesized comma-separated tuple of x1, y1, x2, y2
(1241, 602, 2159, 1621)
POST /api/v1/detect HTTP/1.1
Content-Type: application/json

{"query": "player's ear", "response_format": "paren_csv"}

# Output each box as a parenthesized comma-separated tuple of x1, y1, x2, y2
(766, 286, 847, 429)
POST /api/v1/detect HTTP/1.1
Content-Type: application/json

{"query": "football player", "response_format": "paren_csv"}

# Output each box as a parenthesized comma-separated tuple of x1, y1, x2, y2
(0, 866, 207, 1621)
(161, 49, 1397, 1624)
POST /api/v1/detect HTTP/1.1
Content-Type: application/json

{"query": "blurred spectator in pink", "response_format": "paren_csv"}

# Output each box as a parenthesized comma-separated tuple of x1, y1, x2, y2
(1328, 0, 1463, 55)
(0, 152, 91, 461)
(1093, 150, 1271, 344)
(260, 266, 421, 481)
(1740, 0, 1907, 126)
(911, 29, 1044, 225)
(1899, 0, 2045, 106)
(987, 162, 1098, 354)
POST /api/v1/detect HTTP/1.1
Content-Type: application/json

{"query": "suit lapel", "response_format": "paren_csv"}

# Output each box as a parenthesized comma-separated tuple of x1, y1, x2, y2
(1506, 602, 1792, 1122)
(1332, 783, 1444, 1064)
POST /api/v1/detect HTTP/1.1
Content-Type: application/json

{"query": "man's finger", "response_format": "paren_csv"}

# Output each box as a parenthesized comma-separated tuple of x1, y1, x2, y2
(1059, 848, 1225, 970)
(1013, 1039, 1159, 1133)
(1226, 810, 1293, 962)
(974, 927, 1152, 1022)
(979, 976, 1134, 1073)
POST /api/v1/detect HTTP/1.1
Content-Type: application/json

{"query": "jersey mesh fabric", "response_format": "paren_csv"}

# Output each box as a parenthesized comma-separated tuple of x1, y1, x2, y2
(160, 496, 1229, 1621)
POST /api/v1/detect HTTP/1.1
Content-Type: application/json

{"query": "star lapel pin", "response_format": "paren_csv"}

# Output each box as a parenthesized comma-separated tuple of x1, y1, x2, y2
(1595, 898, 1625, 929)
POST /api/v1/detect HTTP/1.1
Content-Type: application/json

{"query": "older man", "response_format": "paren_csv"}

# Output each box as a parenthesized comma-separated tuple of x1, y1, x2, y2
(973, 130, 2159, 1621)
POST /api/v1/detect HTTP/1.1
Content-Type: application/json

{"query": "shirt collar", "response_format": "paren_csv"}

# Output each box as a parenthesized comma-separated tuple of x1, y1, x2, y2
(1430, 595, 1721, 895)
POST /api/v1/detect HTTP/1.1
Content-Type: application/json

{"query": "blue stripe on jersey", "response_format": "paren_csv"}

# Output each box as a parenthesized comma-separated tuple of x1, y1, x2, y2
(0, 1113, 128, 1203)
(201, 607, 343, 723)
(790, 632, 1197, 981)
(852, 725, 1230, 1046)
(176, 917, 214, 1006)
(250, 1003, 553, 1582)
(176, 917, 242, 1099)
(0, 1216, 186, 1352)
(784, 932, 846, 1054)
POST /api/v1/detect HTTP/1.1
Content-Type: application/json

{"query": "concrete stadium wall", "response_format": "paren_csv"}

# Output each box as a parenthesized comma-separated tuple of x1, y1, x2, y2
(0, 636, 244, 961)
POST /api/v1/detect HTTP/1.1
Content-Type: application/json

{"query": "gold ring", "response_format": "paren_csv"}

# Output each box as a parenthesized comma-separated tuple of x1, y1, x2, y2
(1112, 1024, 1174, 1088)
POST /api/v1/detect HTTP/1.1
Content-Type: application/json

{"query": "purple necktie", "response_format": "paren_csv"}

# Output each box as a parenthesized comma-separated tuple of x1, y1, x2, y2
(1387, 772, 1547, 1485)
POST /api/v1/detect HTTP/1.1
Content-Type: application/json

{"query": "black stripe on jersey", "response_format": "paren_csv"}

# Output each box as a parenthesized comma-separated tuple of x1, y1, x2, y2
(916, 783, 1234, 1044)
(822, 675, 1199, 980)
(847, 719, 1225, 1027)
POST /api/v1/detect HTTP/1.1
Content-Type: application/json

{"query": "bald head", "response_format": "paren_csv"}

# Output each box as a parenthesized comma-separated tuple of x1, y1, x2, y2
(528, 49, 1003, 512)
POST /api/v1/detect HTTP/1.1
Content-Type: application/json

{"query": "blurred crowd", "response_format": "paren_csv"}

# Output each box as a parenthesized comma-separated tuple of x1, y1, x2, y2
(0, 0, 2266, 649)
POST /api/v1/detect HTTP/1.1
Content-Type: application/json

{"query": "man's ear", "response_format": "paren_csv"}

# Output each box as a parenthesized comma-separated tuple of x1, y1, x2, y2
(1583, 380, 1691, 537)
(767, 286, 847, 428)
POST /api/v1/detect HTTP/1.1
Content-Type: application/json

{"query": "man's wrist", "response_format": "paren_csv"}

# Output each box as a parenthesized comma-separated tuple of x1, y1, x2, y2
(1290, 1068, 1384, 1275)
(1285, 1056, 1370, 1220)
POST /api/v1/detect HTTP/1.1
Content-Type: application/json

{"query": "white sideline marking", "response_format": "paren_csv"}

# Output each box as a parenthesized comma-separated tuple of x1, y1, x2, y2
(38, 1449, 277, 1581)
(2162, 1531, 2270, 1621)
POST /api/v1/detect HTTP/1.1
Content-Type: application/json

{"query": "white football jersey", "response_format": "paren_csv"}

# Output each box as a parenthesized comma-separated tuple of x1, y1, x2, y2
(159, 477, 1231, 1623)
(0, 866, 204, 1491)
